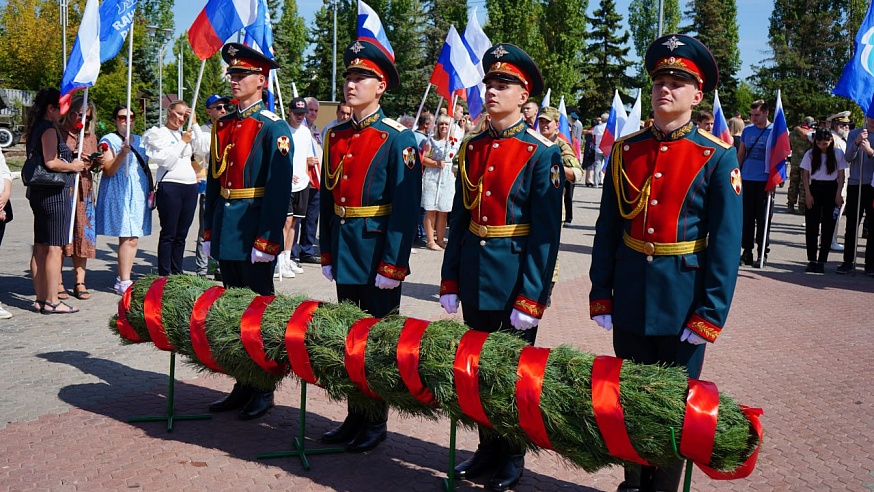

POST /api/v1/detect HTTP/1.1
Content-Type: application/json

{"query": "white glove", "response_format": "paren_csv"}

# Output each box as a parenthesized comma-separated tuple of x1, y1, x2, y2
(440, 294, 459, 314)
(680, 328, 708, 345)
(593, 314, 613, 332)
(510, 309, 538, 330)
(374, 273, 401, 290)
(321, 265, 334, 282)
(250, 248, 275, 263)
(203, 241, 211, 258)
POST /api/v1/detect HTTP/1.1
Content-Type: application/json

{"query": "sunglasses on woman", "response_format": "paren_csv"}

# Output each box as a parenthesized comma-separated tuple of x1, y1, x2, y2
(116, 114, 136, 121)
(74, 112, 93, 122)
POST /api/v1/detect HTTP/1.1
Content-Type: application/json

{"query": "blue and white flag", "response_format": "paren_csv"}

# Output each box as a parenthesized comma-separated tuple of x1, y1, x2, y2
(462, 8, 490, 121)
(60, 0, 138, 112)
(620, 89, 641, 137)
(558, 96, 571, 142)
(358, 0, 394, 61)
(834, 0, 874, 117)
(243, 0, 275, 111)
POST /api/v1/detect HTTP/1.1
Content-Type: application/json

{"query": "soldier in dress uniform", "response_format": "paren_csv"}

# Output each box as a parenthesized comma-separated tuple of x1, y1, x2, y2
(439, 43, 563, 492)
(202, 43, 292, 420)
(589, 34, 742, 492)
(318, 39, 422, 453)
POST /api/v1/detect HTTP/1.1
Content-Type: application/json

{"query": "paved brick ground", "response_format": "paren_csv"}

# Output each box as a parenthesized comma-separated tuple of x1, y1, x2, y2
(1, 180, 872, 491)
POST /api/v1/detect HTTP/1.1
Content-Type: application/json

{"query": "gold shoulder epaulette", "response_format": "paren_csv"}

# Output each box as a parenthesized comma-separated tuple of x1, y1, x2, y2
(382, 117, 406, 132)
(697, 128, 732, 149)
(526, 128, 554, 147)
(260, 110, 280, 122)
(615, 127, 648, 144)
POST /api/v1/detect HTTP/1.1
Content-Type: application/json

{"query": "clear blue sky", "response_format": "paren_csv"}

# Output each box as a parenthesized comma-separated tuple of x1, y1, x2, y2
(171, 0, 771, 81)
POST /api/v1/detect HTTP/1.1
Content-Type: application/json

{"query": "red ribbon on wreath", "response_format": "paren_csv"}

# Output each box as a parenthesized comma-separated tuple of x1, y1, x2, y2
(516, 346, 553, 449)
(115, 284, 141, 343)
(396, 318, 437, 406)
(591, 356, 650, 465)
(188, 286, 226, 373)
(240, 296, 288, 375)
(453, 330, 492, 428)
(284, 300, 321, 385)
(344, 318, 381, 399)
(143, 277, 174, 351)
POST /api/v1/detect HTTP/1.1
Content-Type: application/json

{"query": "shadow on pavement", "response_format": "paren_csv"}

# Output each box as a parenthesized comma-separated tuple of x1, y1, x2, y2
(37, 350, 602, 491)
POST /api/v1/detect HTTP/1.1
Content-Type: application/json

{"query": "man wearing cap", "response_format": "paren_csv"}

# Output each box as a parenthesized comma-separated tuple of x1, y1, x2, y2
(538, 106, 583, 223)
(827, 111, 852, 251)
(275, 97, 313, 279)
(202, 43, 292, 420)
(589, 34, 742, 492)
(592, 113, 609, 186)
(440, 43, 563, 492)
(787, 116, 815, 214)
(193, 94, 231, 278)
(319, 39, 422, 453)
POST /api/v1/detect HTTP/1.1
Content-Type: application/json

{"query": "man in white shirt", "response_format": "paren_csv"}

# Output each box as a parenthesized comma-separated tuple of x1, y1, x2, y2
(591, 112, 608, 186)
(295, 97, 327, 265)
(277, 97, 314, 277)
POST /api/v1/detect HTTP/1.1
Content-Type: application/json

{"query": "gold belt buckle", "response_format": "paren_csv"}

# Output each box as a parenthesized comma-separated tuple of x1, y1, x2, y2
(221, 188, 230, 199)
(337, 205, 347, 218)
(475, 223, 488, 237)
(643, 242, 656, 255)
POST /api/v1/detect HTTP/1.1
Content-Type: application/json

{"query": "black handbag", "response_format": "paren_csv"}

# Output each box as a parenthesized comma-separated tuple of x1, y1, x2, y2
(2, 200, 11, 223)
(21, 127, 68, 188)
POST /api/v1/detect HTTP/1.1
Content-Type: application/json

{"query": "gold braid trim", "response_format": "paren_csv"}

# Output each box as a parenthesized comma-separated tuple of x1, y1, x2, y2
(322, 129, 343, 191)
(458, 143, 482, 212)
(611, 142, 651, 220)
(210, 124, 232, 179)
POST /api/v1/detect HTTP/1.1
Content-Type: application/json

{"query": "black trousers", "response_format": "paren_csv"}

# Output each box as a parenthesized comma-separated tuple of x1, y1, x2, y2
(805, 180, 839, 263)
(295, 184, 320, 258)
(336, 282, 402, 423)
(156, 182, 198, 276)
(463, 308, 537, 456)
(613, 328, 706, 492)
(843, 183, 874, 268)
(741, 180, 774, 254)
(563, 180, 575, 223)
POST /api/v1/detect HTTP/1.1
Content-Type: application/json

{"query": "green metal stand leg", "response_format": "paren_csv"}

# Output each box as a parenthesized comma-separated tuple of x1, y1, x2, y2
(442, 418, 457, 491)
(682, 459, 693, 492)
(258, 382, 345, 469)
(128, 352, 212, 432)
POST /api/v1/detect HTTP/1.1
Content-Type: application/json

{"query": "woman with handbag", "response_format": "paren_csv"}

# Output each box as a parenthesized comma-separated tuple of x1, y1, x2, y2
(419, 114, 458, 251)
(24, 88, 86, 314)
(96, 106, 152, 295)
(59, 95, 101, 300)
(142, 101, 202, 276)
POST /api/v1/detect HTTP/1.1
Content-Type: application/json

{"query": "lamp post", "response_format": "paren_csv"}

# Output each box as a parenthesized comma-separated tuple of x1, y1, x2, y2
(331, 0, 337, 102)
(146, 25, 174, 127)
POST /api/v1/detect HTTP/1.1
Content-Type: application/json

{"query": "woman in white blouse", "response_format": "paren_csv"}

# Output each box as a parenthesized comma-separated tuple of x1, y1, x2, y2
(142, 101, 205, 275)
(801, 127, 847, 274)
(0, 148, 12, 319)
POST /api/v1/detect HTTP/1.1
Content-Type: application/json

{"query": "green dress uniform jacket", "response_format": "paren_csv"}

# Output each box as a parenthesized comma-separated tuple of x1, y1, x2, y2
(319, 108, 422, 285)
(440, 120, 564, 318)
(204, 101, 292, 260)
(589, 122, 743, 342)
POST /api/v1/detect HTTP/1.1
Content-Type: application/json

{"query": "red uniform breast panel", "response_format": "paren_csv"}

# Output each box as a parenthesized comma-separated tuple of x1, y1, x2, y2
(327, 126, 389, 206)
(465, 138, 534, 225)
(622, 138, 713, 243)
(215, 118, 265, 189)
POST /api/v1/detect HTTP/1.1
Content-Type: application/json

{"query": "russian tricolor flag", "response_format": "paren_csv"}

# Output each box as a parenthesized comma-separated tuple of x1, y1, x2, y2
(429, 25, 480, 103)
(462, 8, 489, 121)
(599, 89, 628, 157)
(558, 96, 572, 143)
(188, 0, 259, 60)
(358, 0, 394, 61)
(765, 90, 791, 191)
(711, 90, 733, 145)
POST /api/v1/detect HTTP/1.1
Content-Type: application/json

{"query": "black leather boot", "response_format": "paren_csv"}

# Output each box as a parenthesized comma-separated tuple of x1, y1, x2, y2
(208, 382, 253, 412)
(651, 463, 684, 492)
(322, 409, 365, 444)
(617, 464, 643, 492)
(345, 403, 388, 453)
(238, 390, 275, 420)
(454, 430, 500, 480)
(487, 451, 525, 491)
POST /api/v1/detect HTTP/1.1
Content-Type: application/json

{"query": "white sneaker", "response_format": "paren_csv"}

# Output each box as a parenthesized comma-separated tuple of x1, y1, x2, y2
(274, 257, 296, 278)
(831, 242, 845, 252)
(288, 260, 304, 274)
(0, 304, 12, 319)
(116, 279, 133, 295)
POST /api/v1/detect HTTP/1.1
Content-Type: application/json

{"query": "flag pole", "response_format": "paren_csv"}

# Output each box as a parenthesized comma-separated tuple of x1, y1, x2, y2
(187, 59, 207, 131)
(851, 150, 864, 272)
(759, 189, 774, 269)
(68, 87, 88, 244)
(413, 84, 433, 130)
(125, 17, 135, 141)
(274, 72, 286, 120)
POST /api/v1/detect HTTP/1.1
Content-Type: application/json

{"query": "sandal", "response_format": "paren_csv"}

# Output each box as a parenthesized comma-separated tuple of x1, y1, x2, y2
(33, 300, 46, 312)
(57, 283, 70, 300)
(41, 301, 80, 315)
(73, 283, 91, 300)
(426, 242, 444, 251)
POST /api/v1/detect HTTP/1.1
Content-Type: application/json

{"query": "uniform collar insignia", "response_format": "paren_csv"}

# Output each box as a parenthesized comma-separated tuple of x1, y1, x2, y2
(488, 118, 527, 139)
(491, 45, 509, 58)
(651, 120, 694, 141)
(352, 107, 382, 130)
(350, 41, 365, 53)
(238, 100, 264, 119)
(662, 35, 685, 52)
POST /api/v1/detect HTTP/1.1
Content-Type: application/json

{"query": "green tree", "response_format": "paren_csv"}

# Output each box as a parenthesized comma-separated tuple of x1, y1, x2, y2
(484, 0, 545, 64)
(628, 0, 680, 60)
(274, 0, 308, 99)
(422, 0, 468, 62)
(753, 0, 844, 125)
(579, 0, 633, 119)
(304, 0, 355, 102)
(540, 0, 589, 102)
(682, 0, 741, 113)
(379, 0, 428, 115)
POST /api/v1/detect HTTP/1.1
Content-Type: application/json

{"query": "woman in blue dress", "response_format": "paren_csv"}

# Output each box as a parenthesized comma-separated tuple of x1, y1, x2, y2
(96, 106, 152, 295)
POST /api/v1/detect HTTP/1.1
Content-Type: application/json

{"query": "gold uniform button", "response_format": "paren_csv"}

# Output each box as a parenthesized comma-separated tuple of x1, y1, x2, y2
(650, 199, 658, 206)
(643, 242, 656, 255)
(654, 172, 662, 178)
(479, 240, 486, 246)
